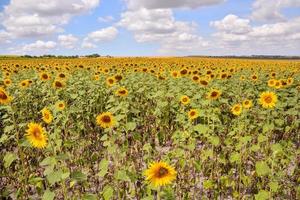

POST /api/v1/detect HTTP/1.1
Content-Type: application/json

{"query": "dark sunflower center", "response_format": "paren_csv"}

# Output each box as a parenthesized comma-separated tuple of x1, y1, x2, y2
(59, 103, 64, 107)
(157, 167, 168, 178)
(108, 79, 114, 84)
(221, 74, 227, 78)
(264, 96, 272, 104)
(0, 91, 8, 100)
(193, 76, 199, 81)
(252, 76, 257, 79)
(59, 74, 66, 78)
(234, 106, 240, 111)
(119, 90, 126, 95)
(102, 115, 111, 123)
(55, 81, 63, 87)
(182, 98, 188, 102)
(190, 111, 196, 116)
(244, 101, 249, 105)
(42, 74, 48, 79)
(211, 91, 218, 97)
(200, 80, 208, 85)
(180, 69, 187, 75)
(115, 75, 122, 81)
(22, 83, 26, 86)
(33, 128, 42, 140)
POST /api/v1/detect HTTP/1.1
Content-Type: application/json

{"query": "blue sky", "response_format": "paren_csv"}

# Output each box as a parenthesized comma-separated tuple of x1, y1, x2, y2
(0, 0, 299, 56)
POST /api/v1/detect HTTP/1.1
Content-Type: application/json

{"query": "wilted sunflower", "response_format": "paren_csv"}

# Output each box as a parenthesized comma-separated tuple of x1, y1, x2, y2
(96, 112, 115, 128)
(207, 89, 221, 100)
(25, 123, 48, 148)
(0, 87, 12, 105)
(231, 104, 242, 116)
(242, 99, 252, 109)
(144, 161, 177, 187)
(180, 95, 190, 105)
(55, 101, 66, 111)
(52, 80, 65, 89)
(259, 91, 277, 109)
(106, 77, 116, 87)
(188, 109, 199, 120)
(41, 108, 53, 124)
(115, 87, 128, 97)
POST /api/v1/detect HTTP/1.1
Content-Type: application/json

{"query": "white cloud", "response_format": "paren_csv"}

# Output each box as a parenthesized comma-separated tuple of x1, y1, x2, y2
(118, 8, 207, 54)
(210, 15, 300, 55)
(84, 26, 118, 42)
(81, 41, 97, 49)
(1, 0, 100, 37)
(58, 34, 79, 49)
(9, 40, 57, 54)
(98, 15, 114, 23)
(125, 0, 225, 9)
(251, 0, 300, 22)
(0, 31, 12, 44)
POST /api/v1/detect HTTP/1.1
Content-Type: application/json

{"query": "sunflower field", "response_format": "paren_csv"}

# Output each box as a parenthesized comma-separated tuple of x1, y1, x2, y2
(0, 57, 300, 200)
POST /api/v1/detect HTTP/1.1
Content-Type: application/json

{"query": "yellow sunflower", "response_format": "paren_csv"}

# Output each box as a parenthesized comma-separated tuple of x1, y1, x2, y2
(171, 71, 180, 78)
(259, 91, 277, 109)
(180, 95, 190, 105)
(106, 76, 116, 87)
(55, 101, 66, 111)
(267, 79, 276, 88)
(25, 123, 48, 148)
(19, 80, 30, 89)
(286, 77, 294, 86)
(40, 73, 51, 81)
(144, 161, 177, 187)
(207, 89, 221, 100)
(41, 108, 53, 124)
(242, 99, 253, 109)
(0, 87, 12, 105)
(274, 80, 282, 89)
(96, 112, 115, 128)
(115, 87, 128, 97)
(231, 104, 242, 116)
(199, 79, 209, 87)
(188, 109, 199, 120)
(3, 78, 12, 86)
(52, 80, 65, 89)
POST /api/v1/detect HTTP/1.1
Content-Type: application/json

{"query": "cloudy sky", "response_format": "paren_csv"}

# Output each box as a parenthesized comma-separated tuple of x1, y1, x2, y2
(0, 0, 299, 56)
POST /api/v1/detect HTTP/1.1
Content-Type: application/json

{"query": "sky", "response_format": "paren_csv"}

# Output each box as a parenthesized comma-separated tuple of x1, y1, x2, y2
(0, 0, 299, 56)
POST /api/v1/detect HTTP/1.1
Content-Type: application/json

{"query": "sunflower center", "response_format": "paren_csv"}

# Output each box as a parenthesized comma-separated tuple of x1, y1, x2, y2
(190, 111, 196, 116)
(42, 74, 48, 79)
(264, 96, 272, 104)
(234, 106, 240, 111)
(33, 128, 42, 140)
(108, 79, 114, 84)
(211, 91, 218, 97)
(102, 115, 111, 123)
(200, 80, 208, 85)
(157, 167, 169, 178)
(59, 103, 64, 107)
(59, 74, 66, 78)
(244, 101, 249, 105)
(0, 91, 8, 100)
(119, 90, 126, 95)
(55, 81, 63, 87)
(182, 98, 188, 102)
(193, 76, 199, 81)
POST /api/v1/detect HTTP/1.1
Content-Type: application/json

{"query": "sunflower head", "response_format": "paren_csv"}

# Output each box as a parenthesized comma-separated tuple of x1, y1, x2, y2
(3, 78, 12, 86)
(274, 80, 282, 89)
(286, 77, 294, 86)
(207, 89, 221, 100)
(180, 95, 190, 105)
(199, 79, 209, 87)
(171, 71, 180, 78)
(242, 99, 253, 109)
(40, 73, 51, 81)
(115, 87, 128, 97)
(188, 109, 199, 120)
(96, 112, 115, 129)
(19, 80, 30, 89)
(106, 77, 116, 87)
(25, 123, 48, 148)
(53, 80, 65, 89)
(55, 101, 66, 111)
(259, 91, 277, 109)
(0, 87, 12, 105)
(41, 108, 53, 124)
(231, 104, 242, 116)
(268, 79, 276, 87)
(144, 161, 177, 187)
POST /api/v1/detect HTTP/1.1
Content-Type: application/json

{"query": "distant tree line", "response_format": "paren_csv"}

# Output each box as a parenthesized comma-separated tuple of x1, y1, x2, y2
(20, 53, 103, 59)
(187, 55, 300, 60)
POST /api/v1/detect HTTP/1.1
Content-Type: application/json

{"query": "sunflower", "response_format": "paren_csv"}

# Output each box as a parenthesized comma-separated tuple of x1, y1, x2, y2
(188, 109, 199, 120)
(239, 75, 246, 81)
(0, 87, 12, 105)
(199, 79, 209, 87)
(231, 104, 242, 116)
(259, 91, 277, 109)
(106, 77, 116, 87)
(191, 75, 200, 82)
(3, 78, 12, 86)
(19, 80, 30, 88)
(274, 80, 282, 89)
(52, 80, 65, 89)
(267, 79, 276, 87)
(207, 89, 221, 100)
(286, 77, 294, 86)
(144, 161, 177, 187)
(96, 112, 115, 128)
(251, 74, 258, 81)
(242, 99, 253, 109)
(171, 71, 180, 78)
(25, 123, 48, 148)
(180, 95, 190, 105)
(40, 73, 51, 81)
(115, 87, 128, 97)
(94, 75, 100, 80)
(41, 108, 53, 124)
(114, 74, 123, 82)
(57, 73, 67, 79)
(55, 101, 66, 111)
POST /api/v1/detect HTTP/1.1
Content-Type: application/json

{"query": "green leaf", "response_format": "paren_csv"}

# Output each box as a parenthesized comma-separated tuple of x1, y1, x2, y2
(194, 124, 209, 135)
(269, 181, 279, 192)
(141, 196, 154, 200)
(126, 122, 136, 131)
(4, 125, 14, 133)
(47, 170, 63, 185)
(209, 136, 220, 146)
(102, 185, 114, 200)
(229, 152, 241, 164)
(98, 159, 109, 177)
(115, 170, 130, 181)
(42, 189, 55, 200)
(82, 193, 97, 200)
(71, 171, 87, 182)
(255, 190, 270, 200)
(257, 134, 268, 143)
(203, 180, 214, 189)
(3, 152, 18, 168)
(255, 161, 271, 176)
(40, 157, 57, 167)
